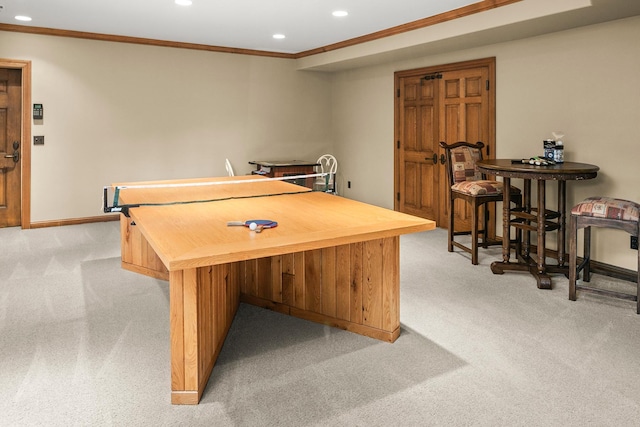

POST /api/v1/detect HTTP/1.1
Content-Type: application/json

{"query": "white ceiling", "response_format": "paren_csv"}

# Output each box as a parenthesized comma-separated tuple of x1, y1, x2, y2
(0, 0, 483, 54)
(1, 0, 639, 61)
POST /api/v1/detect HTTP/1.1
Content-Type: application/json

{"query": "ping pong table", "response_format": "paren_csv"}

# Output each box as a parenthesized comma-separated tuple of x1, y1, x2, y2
(112, 175, 435, 404)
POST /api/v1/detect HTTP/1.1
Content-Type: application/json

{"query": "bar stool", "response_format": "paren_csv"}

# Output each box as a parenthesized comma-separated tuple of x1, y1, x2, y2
(569, 196, 640, 313)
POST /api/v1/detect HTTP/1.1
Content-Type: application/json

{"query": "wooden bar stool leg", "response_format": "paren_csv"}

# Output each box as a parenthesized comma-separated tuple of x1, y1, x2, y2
(583, 226, 591, 282)
(448, 196, 455, 253)
(569, 214, 578, 301)
(471, 203, 479, 265)
(482, 203, 490, 248)
(637, 239, 640, 314)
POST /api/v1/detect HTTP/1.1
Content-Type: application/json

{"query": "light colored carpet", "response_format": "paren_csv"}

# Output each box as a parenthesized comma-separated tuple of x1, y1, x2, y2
(1, 222, 639, 426)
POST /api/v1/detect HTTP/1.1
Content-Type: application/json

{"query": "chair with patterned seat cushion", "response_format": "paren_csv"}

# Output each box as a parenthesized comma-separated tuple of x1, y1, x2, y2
(440, 141, 522, 265)
(569, 196, 640, 313)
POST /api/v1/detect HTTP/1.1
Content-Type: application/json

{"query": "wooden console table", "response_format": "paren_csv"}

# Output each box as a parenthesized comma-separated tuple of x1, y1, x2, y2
(249, 160, 319, 187)
(476, 159, 599, 289)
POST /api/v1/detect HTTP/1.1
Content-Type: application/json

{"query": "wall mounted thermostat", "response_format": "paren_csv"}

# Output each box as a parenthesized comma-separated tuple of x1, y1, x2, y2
(33, 103, 43, 120)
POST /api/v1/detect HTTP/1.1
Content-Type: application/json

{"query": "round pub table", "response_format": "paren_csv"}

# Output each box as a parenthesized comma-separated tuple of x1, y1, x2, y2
(476, 159, 599, 289)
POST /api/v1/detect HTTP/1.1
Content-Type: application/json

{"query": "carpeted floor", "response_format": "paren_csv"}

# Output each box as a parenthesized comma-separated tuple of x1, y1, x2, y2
(1, 222, 639, 426)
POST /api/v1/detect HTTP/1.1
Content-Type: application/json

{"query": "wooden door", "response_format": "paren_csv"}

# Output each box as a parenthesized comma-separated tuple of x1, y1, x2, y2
(395, 75, 441, 220)
(395, 58, 495, 230)
(0, 68, 22, 227)
(439, 66, 492, 231)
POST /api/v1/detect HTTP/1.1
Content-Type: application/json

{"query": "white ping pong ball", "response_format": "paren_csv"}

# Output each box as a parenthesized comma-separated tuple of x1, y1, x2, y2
(249, 222, 257, 231)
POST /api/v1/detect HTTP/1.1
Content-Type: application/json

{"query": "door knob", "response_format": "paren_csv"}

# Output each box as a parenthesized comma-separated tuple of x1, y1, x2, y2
(429, 154, 437, 164)
(440, 154, 446, 164)
(5, 150, 19, 163)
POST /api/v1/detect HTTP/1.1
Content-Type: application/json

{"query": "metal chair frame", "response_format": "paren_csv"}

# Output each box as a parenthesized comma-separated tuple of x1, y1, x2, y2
(315, 154, 338, 194)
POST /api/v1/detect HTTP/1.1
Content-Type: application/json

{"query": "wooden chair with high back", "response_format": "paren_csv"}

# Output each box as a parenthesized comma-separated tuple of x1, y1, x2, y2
(439, 141, 522, 265)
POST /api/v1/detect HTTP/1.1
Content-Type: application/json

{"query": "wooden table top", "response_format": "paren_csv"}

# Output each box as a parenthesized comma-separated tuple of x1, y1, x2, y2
(477, 159, 599, 180)
(115, 176, 435, 271)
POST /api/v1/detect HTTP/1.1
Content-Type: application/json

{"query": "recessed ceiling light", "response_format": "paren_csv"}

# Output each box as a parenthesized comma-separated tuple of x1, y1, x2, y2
(175, 0, 192, 6)
(332, 10, 348, 17)
(273, 34, 285, 40)
(15, 15, 33, 22)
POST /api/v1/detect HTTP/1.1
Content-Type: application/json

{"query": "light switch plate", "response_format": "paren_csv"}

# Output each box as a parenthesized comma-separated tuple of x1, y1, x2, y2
(34, 136, 44, 145)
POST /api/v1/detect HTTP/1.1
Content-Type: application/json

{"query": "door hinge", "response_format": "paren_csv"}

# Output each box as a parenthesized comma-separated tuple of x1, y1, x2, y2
(397, 192, 400, 201)
(397, 140, 400, 149)
(397, 89, 400, 97)
(486, 80, 490, 91)
(487, 145, 491, 156)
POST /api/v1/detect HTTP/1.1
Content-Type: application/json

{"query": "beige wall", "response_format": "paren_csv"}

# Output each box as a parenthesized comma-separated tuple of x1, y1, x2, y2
(0, 31, 333, 222)
(1, 15, 639, 269)
(331, 15, 640, 269)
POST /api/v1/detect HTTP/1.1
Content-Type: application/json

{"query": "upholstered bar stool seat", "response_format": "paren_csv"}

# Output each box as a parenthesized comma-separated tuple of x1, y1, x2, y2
(452, 180, 506, 196)
(569, 196, 640, 313)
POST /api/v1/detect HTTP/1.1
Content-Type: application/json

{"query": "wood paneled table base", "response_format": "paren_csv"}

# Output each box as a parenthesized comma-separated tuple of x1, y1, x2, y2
(476, 160, 599, 289)
(114, 176, 434, 404)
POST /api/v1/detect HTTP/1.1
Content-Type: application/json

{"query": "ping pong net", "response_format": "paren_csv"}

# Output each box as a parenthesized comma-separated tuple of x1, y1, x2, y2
(103, 172, 335, 216)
